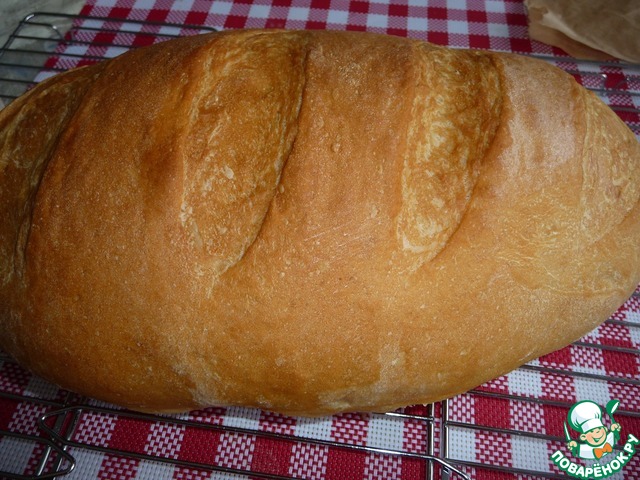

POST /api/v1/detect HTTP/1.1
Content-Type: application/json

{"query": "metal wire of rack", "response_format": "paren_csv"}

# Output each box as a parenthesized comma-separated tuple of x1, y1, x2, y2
(0, 12, 640, 480)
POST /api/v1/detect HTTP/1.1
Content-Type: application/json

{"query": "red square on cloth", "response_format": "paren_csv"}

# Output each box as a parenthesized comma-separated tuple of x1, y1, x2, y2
(350, 1, 369, 14)
(177, 426, 222, 465)
(387, 27, 408, 37)
(250, 437, 296, 476)
(427, 30, 448, 46)
(146, 8, 169, 22)
(427, 6, 448, 19)
(306, 20, 328, 29)
(469, 34, 491, 49)
(185, 11, 208, 25)
(467, 9, 487, 23)
(389, 3, 409, 18)
(224, 15, 248, 28)
(107, 6, 132, 19)
(311, 0, 332, 8)
(104, 416, 152, 453)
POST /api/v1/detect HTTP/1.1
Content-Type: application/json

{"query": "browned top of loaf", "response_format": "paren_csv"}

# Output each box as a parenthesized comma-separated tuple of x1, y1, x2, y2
(1, 30, 639, 415)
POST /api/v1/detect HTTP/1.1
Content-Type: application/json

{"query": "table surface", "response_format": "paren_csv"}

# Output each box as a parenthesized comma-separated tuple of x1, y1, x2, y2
(1, 1, 640, 479)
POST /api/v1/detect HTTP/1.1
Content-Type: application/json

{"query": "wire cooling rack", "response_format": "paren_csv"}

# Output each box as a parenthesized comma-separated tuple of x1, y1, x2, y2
(1, 12, 640, 480)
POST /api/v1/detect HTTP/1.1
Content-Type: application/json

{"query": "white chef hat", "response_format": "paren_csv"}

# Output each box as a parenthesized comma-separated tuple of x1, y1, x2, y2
(568, 400, 605, 434)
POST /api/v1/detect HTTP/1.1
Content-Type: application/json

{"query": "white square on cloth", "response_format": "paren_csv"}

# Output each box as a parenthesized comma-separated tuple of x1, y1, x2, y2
(407, 16, 428, 32)
(327, 9, 349, 25)
(0, 437, 34, 478)
(447, 20, 469, 35)
(511, 436, 552, 473)
(133, 0, 160, 9)
(447, 426, 477, 463)
(209, 2, 233, 16)
(365, 414, 405, 450)
(58, 448, 105, 480)
(507, 368, 543, 398)
(294, 415, 334, 441)
(249, 4, 270, 19)
(289, 7, 310, 21)
(169, 0, 196, 11)
(485, 0, 507, 13)
(573, 377, 615, 407)
(487, 21, 510, 38)
(133, 460, 176, 480)
(447, 0, 467, 8)
(367, 14, 389, 29)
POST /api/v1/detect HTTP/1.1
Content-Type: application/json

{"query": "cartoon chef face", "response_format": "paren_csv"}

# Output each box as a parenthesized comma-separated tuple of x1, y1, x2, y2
(581, 425, 609, 447)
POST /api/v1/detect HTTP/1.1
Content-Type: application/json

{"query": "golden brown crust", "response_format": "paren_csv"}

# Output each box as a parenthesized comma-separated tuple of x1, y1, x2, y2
(1, 30, 639, 416)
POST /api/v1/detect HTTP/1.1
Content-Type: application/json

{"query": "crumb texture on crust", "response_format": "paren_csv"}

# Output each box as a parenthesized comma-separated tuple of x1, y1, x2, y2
(398, 47, 501, 270)
(0, 30, 639, 416)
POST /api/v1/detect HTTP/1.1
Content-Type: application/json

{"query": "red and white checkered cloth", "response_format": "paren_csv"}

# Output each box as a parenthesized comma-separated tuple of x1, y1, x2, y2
(2, 1, 640, 479)
(80, 0, 542, 51)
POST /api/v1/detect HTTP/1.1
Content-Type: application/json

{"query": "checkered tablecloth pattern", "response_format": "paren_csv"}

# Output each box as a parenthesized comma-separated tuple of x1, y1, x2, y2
(2, 0, 640, 479)
(69, 0, 560, 52)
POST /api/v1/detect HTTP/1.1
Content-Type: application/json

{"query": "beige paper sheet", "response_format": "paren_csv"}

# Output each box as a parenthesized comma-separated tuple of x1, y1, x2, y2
(525, 0, 640, 63)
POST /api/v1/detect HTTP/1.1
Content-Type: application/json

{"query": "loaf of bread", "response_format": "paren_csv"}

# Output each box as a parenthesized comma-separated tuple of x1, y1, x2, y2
(1, 29, 639, 416)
